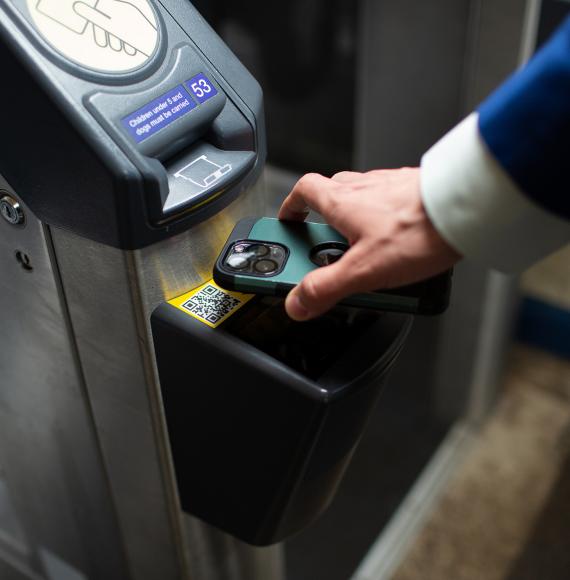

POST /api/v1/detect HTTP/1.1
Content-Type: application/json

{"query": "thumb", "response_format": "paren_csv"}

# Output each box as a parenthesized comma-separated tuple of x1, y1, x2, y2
(73, 2, 109, 28)
(285, 249, 366, 321)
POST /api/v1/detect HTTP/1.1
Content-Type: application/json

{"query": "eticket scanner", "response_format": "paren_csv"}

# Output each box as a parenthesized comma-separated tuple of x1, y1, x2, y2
(0, 0, 264, 248)
(0, 2, 411, 576)
(0, 2, 271, 578)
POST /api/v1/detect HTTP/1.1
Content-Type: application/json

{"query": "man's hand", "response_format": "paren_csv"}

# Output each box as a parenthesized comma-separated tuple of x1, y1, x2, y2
(278, 167, 461, 320)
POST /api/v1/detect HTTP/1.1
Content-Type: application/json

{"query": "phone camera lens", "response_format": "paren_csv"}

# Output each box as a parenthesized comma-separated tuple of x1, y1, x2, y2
(310, 242, 349, 267)
(270, 246, 285, 258)
(248, 244, 270, 257)
(226, 254, 249, 270)
(254, 259, 278, 274)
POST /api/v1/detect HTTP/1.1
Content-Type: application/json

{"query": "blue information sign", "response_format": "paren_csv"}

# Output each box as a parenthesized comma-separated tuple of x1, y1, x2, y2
(122, 85, 197, 144)
(185, 73, 218, 104)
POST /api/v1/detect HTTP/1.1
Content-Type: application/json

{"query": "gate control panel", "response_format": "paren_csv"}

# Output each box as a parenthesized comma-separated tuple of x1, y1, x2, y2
(0, 0, 265, 248)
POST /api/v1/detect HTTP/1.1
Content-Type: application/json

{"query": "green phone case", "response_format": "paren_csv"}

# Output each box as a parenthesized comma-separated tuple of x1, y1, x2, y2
(214, 217, 452, 315)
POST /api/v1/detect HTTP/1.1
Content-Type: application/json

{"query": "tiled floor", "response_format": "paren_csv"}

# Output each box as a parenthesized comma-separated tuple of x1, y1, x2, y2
(392, 345, 570, 580)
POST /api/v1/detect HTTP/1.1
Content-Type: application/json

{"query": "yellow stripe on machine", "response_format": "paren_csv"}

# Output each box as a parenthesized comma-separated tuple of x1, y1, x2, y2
(168, 279, 254, 328)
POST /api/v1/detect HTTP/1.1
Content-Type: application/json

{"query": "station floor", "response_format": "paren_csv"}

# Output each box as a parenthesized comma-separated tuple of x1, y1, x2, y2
(392, 344, 570, 580)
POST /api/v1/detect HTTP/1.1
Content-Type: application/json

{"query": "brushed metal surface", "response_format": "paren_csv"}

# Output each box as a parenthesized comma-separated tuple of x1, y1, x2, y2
(0, 175, 128, 580)
(355, 0, 524, 424)
(50, 232, 186, 580)
(355, 0, 472, 169)
(430, 0, 526, 422)
(51, 178, 284, 580)
(0, 559, 41, 580)
(0, 477, 27, 560)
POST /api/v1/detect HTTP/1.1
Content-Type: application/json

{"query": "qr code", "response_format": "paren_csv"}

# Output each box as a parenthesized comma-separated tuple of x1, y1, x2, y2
(181, 284, 242, 325)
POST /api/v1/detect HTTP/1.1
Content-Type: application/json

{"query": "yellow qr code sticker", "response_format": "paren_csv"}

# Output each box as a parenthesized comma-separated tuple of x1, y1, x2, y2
(168, 280, 254, 328)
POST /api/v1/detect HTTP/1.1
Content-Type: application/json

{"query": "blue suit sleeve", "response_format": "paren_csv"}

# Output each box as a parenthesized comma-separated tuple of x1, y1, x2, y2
(478, 15, 570, 220)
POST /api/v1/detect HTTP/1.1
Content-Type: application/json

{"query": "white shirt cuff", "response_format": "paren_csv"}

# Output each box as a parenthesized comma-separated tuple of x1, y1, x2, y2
(420, 112, 570, 273)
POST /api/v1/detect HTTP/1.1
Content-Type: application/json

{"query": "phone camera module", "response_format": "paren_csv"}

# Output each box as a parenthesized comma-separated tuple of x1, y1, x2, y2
(224, 241, 287, 277)
(310, 242, 349, 267)
(254, 259, 278, 274)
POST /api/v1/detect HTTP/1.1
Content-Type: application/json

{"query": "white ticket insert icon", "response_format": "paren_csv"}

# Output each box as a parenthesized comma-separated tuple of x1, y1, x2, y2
(28, 0, 159, 73)
(174, 156, 232, 190)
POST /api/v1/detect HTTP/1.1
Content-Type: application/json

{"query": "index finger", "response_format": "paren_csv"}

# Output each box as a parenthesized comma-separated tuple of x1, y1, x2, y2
(73, 3, 109, 28)
(278, 173, 338, 222)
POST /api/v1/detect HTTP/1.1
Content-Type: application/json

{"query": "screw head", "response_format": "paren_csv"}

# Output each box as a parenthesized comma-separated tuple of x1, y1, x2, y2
(0, 195, 25, 226)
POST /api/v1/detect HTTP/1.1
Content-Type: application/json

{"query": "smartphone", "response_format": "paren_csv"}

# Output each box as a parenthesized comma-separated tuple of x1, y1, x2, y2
(213, 217, 452, 315)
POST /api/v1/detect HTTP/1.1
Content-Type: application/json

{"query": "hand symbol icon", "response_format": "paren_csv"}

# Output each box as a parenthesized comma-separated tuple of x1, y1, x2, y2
(73, 0, 158, 57)
(31, 0, 159, 72)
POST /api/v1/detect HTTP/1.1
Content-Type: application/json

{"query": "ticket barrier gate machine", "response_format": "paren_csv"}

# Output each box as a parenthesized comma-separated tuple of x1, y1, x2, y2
(0, 2, 410, 579)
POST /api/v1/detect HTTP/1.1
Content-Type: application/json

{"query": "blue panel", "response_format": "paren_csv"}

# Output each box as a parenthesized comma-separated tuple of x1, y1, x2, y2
(516, 296, 570, 359)
(122, 85, 197, 143)
(185, 73, 218, 104)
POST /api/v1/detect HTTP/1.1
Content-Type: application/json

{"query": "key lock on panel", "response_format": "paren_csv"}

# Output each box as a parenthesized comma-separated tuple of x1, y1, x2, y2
(0, 0, 412, 557)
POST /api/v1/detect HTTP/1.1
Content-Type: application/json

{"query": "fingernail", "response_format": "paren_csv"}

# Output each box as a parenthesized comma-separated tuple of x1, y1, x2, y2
(286, 293, 310, 321)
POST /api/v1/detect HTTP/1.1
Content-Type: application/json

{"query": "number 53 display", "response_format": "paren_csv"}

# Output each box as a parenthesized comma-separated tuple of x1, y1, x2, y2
(187, 73, 218, 103)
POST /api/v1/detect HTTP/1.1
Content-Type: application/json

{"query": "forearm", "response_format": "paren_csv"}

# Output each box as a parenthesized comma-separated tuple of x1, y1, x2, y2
(421, 16, 570, 273)
(421, 113, 569, 273)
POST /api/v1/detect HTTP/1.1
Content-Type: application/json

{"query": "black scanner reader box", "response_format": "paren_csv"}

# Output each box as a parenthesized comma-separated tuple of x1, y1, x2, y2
(151, 296, 412, 545)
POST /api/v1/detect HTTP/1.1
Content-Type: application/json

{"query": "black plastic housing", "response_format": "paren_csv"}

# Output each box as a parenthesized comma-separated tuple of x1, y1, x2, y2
(151, 297, 412, 545)
(0, 1, 265, 249)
